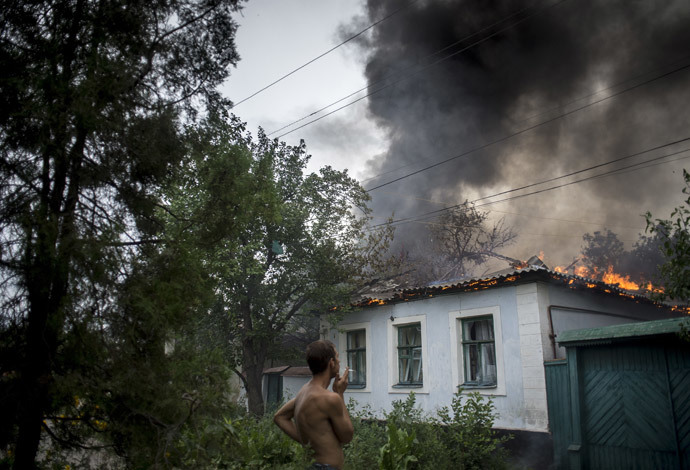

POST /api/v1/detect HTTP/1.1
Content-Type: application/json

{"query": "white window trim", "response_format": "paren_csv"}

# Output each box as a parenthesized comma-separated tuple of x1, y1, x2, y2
(387, 314, 429, 394)
(337, 322, 372, 393)
(448, 306, 506, 396)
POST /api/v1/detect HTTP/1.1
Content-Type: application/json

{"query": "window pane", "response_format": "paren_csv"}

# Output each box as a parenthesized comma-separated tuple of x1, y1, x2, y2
(347, 329, 365, 349)
(358, 350, 366, 384)
(466, 343, 479, 381)
(399, 356, 410, 383)
(413, 349, 423, 382)
(399, 324, 421, 346)
(397, 324, 422, 384)
(481, 343, 497, 384)
(463, 318, 494, 341)
(347, 351, 357, 373)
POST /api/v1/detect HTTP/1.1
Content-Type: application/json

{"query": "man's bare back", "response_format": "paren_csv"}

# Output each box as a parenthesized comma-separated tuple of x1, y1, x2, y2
(274, 343, 353, 470)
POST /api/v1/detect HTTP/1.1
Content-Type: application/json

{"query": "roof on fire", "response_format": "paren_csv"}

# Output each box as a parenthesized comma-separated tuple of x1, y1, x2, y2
(352, 265, 677, 310)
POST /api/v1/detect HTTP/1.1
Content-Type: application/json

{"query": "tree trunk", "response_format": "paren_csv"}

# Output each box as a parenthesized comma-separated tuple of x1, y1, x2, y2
(14, 248, 64, 468)
(242, 339, 266, 416)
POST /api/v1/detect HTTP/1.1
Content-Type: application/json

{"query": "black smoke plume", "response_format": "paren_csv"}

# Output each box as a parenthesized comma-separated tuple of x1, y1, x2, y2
(348, 0, 690, 277)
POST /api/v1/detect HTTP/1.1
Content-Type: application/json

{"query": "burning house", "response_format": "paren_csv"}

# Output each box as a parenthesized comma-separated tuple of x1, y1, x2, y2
(320, 259, 684, 461)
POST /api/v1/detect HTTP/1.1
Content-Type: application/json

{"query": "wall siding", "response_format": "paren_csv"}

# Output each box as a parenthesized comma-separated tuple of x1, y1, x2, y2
(517, 284, 549, 431)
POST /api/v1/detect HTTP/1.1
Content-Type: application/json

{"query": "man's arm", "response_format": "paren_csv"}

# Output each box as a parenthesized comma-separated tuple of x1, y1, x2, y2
(274, 398, 302, 443)
(328, 370, 354, 444)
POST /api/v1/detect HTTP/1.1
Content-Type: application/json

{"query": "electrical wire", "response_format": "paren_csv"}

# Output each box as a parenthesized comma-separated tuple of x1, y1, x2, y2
(360, 53, 690, 184)
(266, 1, 536, 137)
(365, 61, 690, 192)
(367, 137, 690, 230)
(231, 0, 420, 108)
(372, 190, 647, 230)
(274, 0, 568, 139)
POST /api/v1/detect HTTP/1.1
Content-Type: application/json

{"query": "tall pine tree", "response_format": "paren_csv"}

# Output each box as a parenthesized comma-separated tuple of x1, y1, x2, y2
(0, 1, 241, 467)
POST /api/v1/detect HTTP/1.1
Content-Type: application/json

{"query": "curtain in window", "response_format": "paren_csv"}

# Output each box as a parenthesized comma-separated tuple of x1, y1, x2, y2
(346, 330, 366, 386)
(462, 318, 496, 386)
(398, 324, 422, 384)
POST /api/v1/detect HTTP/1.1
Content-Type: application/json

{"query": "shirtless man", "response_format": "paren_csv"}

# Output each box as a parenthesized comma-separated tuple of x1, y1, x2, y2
(274, 340, 354, 470)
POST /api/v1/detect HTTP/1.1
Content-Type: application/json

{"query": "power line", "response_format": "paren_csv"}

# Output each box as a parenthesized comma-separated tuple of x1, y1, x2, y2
(373, 190, 646, 230)
(369, 138, 690, 230)
(471, 136, 690, 203)
(266, 1, 536, 137)
(231, 0, 420, 108)
(365, 61, 690, 192)
(473, 148, 690, 209)
(360, 53, 690, 184)
(274, 0, 568, 139)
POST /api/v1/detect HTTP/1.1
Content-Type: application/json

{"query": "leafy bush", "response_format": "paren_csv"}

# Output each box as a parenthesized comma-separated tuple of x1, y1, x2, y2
(344, 401, 386, 469)
(378, 422, 417, 470)
(384, 393, 448, 468)
(347, 391, 509, 470)
(172, 404, 309, 469)
(437, 390, 511, 469)
(171, 391, 509, 469)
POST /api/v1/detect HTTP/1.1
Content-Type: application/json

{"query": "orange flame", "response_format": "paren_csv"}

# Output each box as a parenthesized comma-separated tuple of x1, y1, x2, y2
(553, 256, 664, 294)
(601, 266, 640, 291)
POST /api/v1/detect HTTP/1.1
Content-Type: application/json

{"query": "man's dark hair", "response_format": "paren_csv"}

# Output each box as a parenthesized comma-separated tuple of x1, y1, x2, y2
(306, 340, 336, 375)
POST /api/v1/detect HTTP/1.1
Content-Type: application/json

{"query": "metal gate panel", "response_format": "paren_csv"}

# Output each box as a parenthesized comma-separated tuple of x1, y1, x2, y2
(581, 344, 677, 467)
(545, 360, 571, 468)
(668, 346, 690, 469)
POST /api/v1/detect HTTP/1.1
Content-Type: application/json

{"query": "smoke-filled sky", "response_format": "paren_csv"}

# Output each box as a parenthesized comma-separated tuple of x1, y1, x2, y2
(226, 0, 690, 275)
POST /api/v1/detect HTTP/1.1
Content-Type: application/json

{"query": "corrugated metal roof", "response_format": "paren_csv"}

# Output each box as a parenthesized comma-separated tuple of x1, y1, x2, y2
(263, 365, 290, 374)
(262, 365, 312, 377)
(354, 265, 667, 307)
(557, 317, 688, 345)
(280, 366, 311, 377)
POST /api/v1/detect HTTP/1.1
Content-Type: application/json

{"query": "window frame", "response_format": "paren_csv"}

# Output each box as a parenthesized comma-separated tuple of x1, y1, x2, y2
(345, 329, 367, 389)
(396, 324, 423, 386)
(448, 306, 506, 396)
(461, 316, 497, 387)
(337, 322, 371, 393)
(388, 315, 429, 394)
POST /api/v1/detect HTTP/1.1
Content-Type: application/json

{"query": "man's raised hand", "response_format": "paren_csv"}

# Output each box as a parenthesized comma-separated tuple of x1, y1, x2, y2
(332, 367, 349, 395)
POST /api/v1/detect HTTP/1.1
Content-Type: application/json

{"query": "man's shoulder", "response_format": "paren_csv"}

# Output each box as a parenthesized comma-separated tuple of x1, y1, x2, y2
(298, 386, 340, 406)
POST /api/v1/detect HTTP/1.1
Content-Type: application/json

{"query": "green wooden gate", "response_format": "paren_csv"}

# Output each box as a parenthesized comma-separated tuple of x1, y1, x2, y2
(545, 318, 690, 469)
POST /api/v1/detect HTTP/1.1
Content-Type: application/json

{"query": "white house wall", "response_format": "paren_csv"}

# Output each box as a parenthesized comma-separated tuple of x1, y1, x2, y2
(545, 282, 678, 358)
(282, 376, 309, 399)
(328, 284, 538, 431)
(516, 283, 550, 431)
(328, 279, 680, 434)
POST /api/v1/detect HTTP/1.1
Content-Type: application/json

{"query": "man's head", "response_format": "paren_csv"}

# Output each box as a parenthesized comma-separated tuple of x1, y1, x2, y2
(306, 339, 338, 376)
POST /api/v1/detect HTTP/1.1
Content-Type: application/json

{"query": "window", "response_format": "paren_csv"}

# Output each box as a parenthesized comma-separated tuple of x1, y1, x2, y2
(265, 374, 283, 404)
(397, 324, 423, 385)
(346, 329, 366, 388)
(337, 322, 371, 392)
(462, 317, 496, 387)
(448, 306, 506, 396)
(388, 315, 428, 393)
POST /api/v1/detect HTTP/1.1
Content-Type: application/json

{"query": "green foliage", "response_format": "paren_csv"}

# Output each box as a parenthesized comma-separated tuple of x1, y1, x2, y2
(344, 402, 386, 469)
(168, 116, 394, 415)
(581, 229, 625, 274)
(172, 405, 310, 470)
(378, 422, 418, 470)
(645, 169, 690, 302)
(436, 391, 511, 470)
(0, 0, 242, 466)
(345, 393, 510, 470)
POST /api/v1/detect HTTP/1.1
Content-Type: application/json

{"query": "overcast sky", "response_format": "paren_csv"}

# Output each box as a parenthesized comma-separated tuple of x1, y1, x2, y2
(223, 0, 690, 275)
(223, 0, 382, 177)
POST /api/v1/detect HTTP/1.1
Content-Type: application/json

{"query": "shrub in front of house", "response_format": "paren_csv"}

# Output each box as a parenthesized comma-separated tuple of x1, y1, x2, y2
(168, 391, 509, 469)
